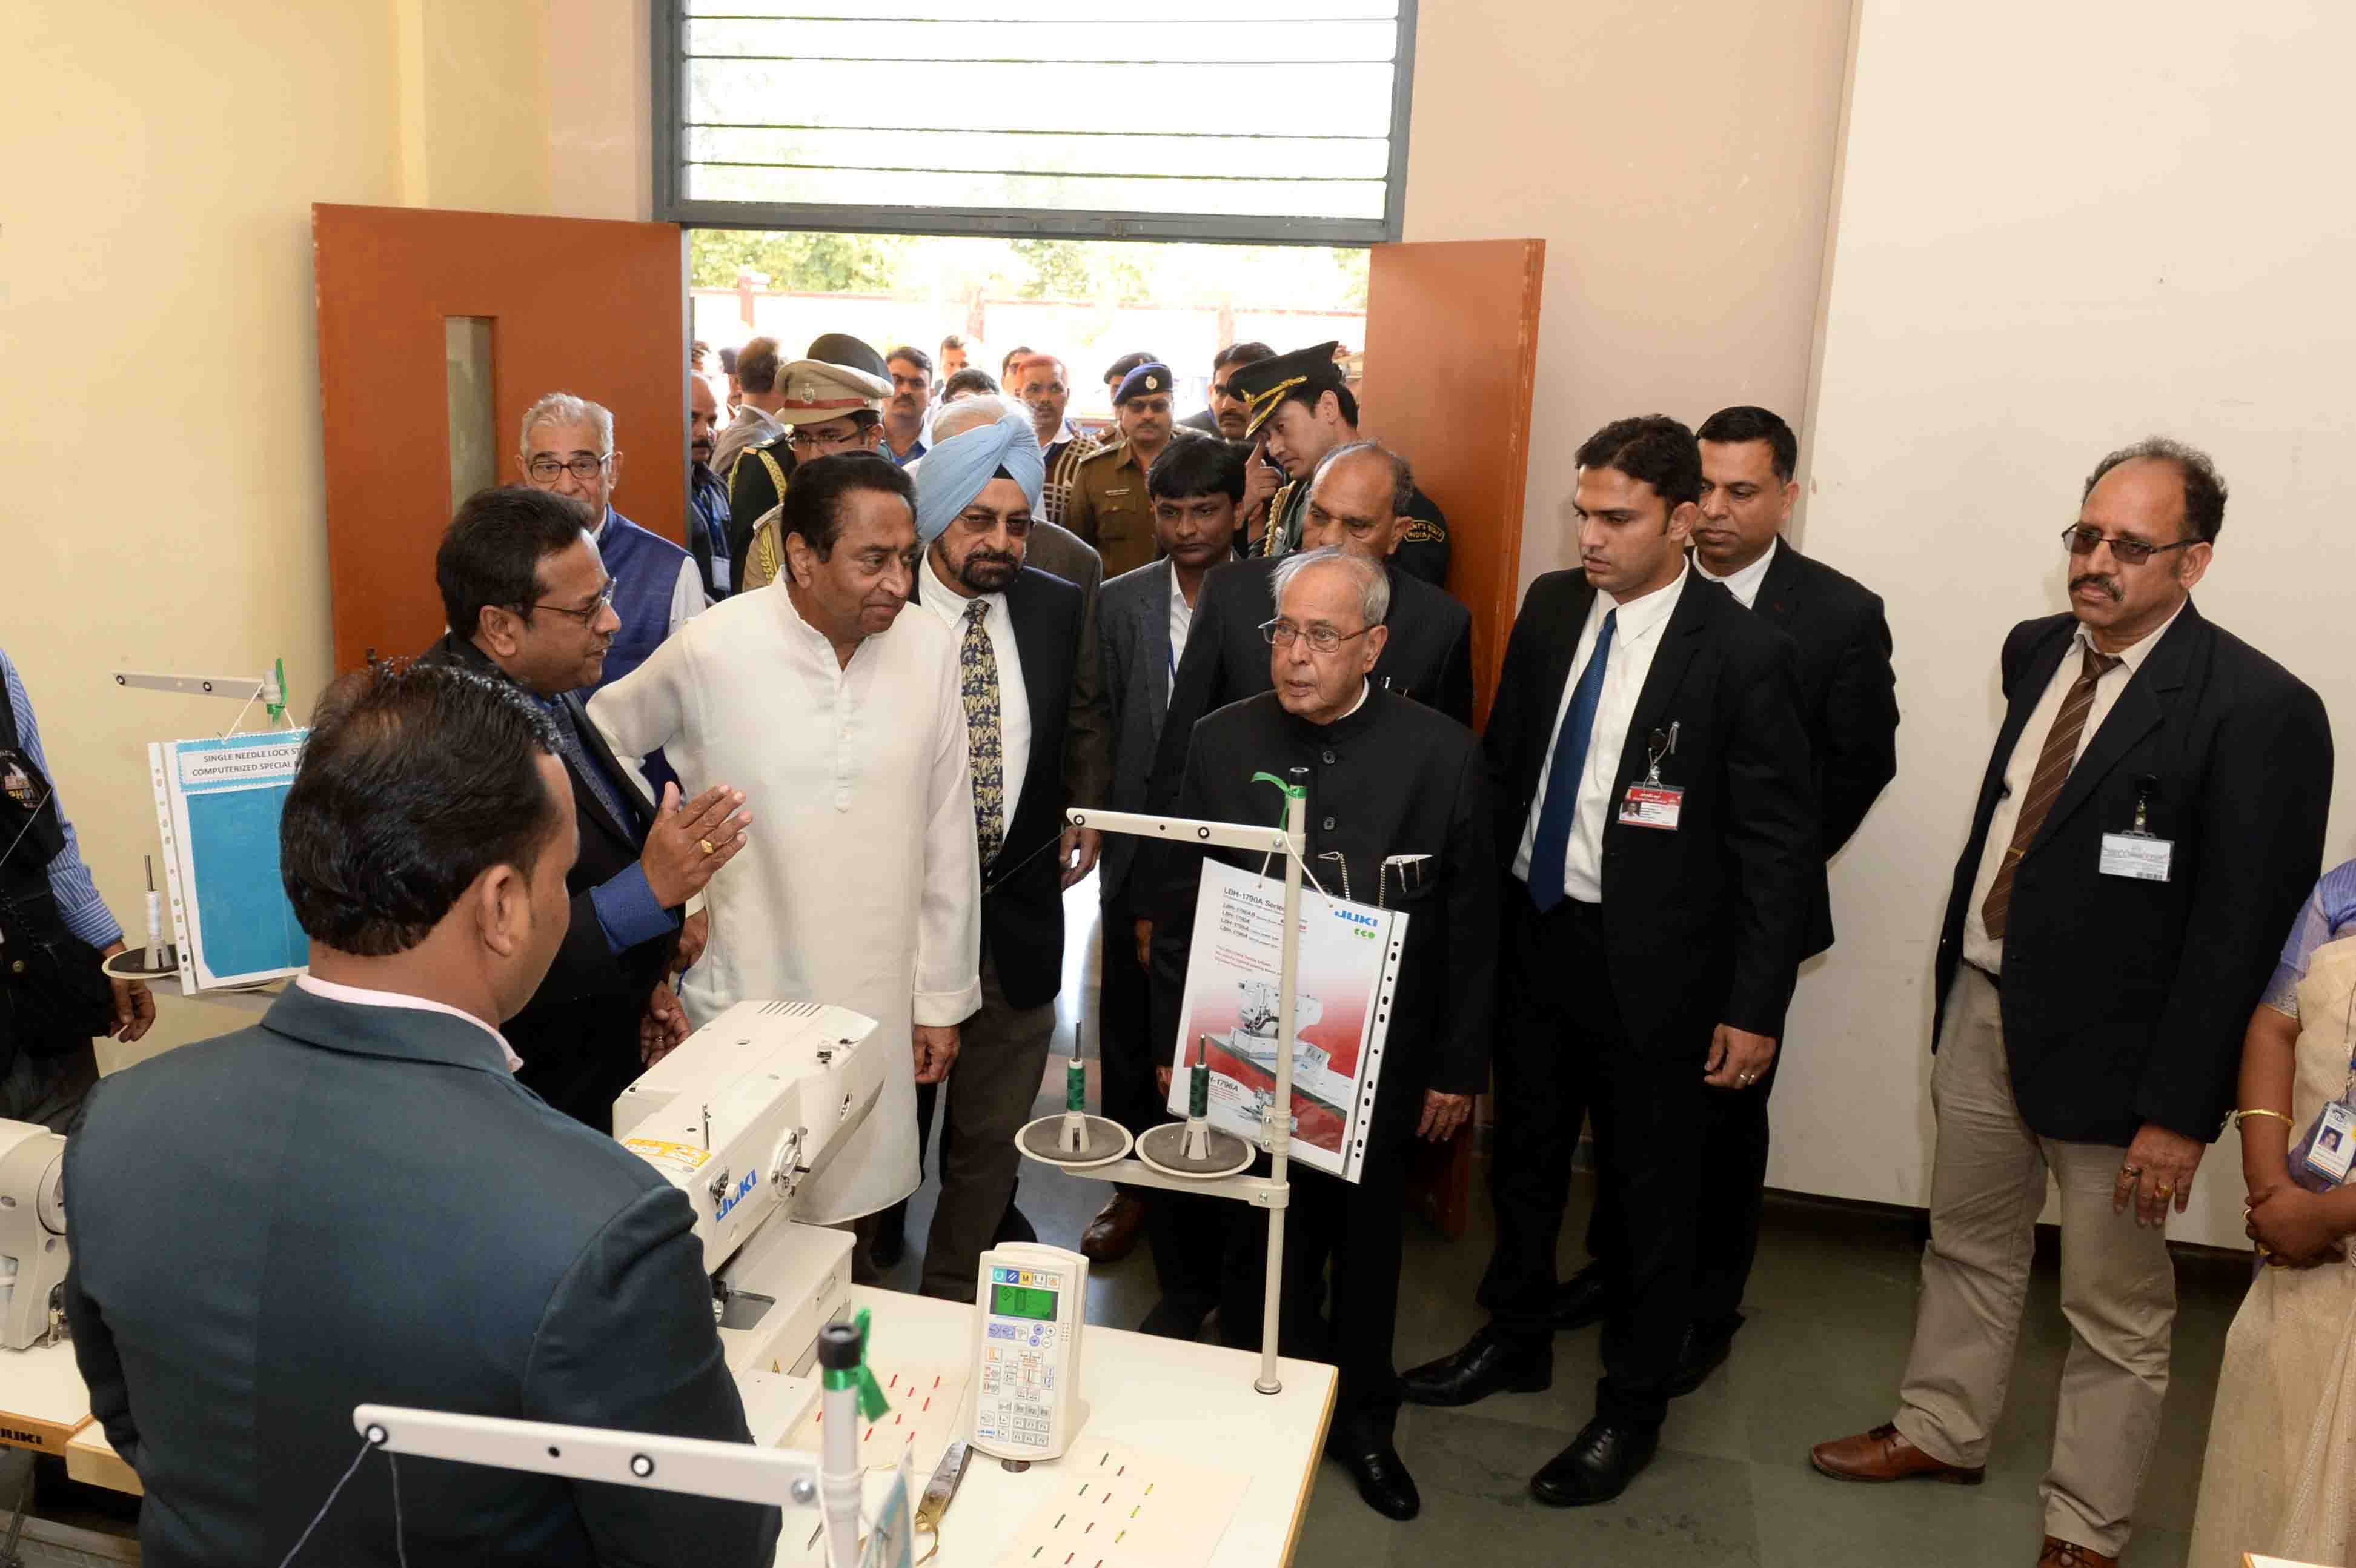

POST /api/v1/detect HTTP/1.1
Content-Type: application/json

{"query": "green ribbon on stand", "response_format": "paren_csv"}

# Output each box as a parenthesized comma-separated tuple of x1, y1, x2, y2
(1250, 771, 1306, 801)
(823, 1307, 892, 1422)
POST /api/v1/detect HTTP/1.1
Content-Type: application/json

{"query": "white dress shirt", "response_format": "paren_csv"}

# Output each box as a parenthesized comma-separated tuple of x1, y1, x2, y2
(1513, 565, 1691, 905)
(294, 974, 522, 1071)
(1694, 536, 1779, 610)
(1167, 571, 1195, 696)
(918, 551, 1033, 849)
(1961, 600, 2186, 974)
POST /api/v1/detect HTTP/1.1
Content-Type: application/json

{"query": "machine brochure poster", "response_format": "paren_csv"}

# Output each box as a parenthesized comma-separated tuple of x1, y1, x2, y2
(1164, 858, 1407, 1184)
(148, 729, 310, 990)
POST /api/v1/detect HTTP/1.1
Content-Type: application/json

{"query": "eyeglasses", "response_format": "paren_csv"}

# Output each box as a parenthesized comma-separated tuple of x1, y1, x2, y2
(525, 579, 617, 626)
(2060, 525, 2197, 566)
(1259, 617, 1373, 653)
(789, 425, 864, 450)
(525, 453, 612, 483)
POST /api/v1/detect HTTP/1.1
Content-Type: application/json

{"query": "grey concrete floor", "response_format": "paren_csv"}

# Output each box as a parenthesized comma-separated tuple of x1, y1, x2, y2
(874, 880, 2252, 1567)
(5, 879, 2252, 1566)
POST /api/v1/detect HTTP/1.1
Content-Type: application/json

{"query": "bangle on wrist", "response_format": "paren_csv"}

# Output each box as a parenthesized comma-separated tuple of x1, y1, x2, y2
(2235, 1108, 2295, 1129)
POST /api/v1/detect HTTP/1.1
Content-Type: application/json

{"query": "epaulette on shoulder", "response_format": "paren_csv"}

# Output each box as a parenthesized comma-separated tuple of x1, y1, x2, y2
(1078, 439, 1127, 466)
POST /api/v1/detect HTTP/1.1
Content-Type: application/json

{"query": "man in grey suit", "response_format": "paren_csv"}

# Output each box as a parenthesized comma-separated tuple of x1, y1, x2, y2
(1087, 434, 1244, 1322)
(62, 662, 778, 1568)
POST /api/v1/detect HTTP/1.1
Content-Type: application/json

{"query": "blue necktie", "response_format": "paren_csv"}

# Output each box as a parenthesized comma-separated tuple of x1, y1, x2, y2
(1527, 609, 1616, 912)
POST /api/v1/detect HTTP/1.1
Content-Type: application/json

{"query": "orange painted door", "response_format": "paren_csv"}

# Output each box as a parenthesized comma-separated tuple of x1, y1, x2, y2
(313, 204, 687, 672)
(1361, 238, 1545, 731)
(1360, 238, 1545, 1237)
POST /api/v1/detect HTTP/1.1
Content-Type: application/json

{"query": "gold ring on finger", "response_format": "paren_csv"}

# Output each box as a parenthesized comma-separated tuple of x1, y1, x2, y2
(699, 838, 716, 857)
(2155, 1182, 2174, 1198)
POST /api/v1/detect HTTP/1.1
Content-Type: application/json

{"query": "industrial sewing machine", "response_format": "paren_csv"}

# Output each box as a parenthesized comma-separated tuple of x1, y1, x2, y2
(0, 1118, 68, 1352)
(612, 998, 882, 1418)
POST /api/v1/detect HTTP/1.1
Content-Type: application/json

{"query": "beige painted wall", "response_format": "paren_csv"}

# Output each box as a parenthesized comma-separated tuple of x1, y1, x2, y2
(3, 1, 558, 1065)
(1401, 0, 1856, 588)
(1787, 2, 2356, 1250)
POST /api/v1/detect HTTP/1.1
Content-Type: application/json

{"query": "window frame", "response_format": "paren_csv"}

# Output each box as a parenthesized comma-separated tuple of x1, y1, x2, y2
(649, 0, 1419, 245)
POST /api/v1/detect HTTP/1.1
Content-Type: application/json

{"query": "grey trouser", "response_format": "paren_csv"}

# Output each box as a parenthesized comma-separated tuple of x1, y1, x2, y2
(1894, 966, 2177, 1555)
(918, 954, 1058, 1301)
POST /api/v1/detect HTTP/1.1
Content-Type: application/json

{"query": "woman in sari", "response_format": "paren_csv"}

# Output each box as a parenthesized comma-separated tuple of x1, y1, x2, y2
(2189, 860, 2356, 1566)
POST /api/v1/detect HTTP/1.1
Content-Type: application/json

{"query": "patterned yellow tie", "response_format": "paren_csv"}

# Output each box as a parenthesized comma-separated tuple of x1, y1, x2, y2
(960, 599, 1006, 866)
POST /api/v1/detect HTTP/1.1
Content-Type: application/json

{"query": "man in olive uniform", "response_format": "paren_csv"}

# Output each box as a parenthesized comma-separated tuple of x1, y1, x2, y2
(1232, 342, 1452, 588)
(1067, 361, 1181, 579)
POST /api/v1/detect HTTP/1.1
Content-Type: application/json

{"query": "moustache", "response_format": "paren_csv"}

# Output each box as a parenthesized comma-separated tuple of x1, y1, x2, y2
(2070, 574, 2122, 601)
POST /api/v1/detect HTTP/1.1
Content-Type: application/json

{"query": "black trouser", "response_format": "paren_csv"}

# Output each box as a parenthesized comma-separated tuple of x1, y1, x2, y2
(1106, 883, 1226, 1320)
(1219, 1113, 1413, 1441)
(1578, 1043, 1780, 1338)
(1479, 895, 1711, 1432)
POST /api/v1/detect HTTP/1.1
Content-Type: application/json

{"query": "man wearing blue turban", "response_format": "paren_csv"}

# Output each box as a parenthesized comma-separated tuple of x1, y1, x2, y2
(906, 406, 1112, 1299)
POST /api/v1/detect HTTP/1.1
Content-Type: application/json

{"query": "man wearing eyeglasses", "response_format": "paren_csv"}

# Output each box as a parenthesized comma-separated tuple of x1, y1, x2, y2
(420, 487, 752, 1128)
(737, 353, 896, 592)
(1810, 443, 2332, 1568)
(517, 392, 706, 696)
(1144, 545, 1497, 1521)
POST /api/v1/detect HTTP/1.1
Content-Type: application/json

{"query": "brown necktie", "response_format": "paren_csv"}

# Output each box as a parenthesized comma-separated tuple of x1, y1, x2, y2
(1980, 646, 2122, 939)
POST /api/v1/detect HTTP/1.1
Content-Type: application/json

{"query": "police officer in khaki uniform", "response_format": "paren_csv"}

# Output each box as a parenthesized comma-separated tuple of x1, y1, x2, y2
(1066, 362, 1181, 579)
(738, 357, 896, 591)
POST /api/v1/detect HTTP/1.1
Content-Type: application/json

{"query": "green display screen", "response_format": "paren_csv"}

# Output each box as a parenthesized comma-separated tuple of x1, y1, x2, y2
(992, 1283, 1058, 1322)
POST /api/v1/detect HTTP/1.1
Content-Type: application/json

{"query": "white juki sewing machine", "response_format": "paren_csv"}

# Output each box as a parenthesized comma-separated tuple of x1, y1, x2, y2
(612, 1000, 881, 1428)
(0, 1118, 69, 1352)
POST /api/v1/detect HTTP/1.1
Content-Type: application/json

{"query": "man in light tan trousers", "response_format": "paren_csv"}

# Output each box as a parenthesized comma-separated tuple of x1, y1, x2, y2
(1809, 439, 2332, 1568)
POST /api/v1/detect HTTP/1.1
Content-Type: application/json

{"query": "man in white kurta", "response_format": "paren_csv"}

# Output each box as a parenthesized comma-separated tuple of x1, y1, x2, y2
(589, 453, 982, 1229)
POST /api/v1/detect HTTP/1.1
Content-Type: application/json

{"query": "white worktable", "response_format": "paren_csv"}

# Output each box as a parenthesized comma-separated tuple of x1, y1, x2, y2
(771, 1286, 1336, 1568)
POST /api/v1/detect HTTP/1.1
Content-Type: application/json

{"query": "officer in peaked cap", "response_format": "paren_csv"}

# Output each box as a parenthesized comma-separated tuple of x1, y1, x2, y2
(1066, 360, 1189, 579)
(732, 343, 895, 591)
(1231, 341, 1451, 588)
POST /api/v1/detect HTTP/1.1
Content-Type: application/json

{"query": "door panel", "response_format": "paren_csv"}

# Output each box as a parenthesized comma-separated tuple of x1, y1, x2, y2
(314, 204, 686, 672)
(1361, 238, 1545, 731)
(1361, 237, 1545, 1237)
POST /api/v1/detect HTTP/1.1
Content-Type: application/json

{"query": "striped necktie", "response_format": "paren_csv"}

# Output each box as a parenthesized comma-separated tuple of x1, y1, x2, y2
(960, 599, 1006, 867)
(1981, 646, 2122, 938)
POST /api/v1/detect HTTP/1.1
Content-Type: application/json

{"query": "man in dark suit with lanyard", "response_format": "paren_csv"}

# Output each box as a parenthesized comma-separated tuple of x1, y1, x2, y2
(1401, 414, 1818, 1506)
(422, 487, 750, 1128)
(1550, 406, 1899, 1381)
(906, 411, 1107, 1300)
(1811, 440, 2330, 1568)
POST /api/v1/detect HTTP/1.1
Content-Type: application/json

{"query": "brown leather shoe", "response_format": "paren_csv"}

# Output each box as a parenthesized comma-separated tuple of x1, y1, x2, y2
(1080, 1192, 1146, 1263)
(1809, 1424, 1985, 1486)
(2036, 1537, 2117, 1568)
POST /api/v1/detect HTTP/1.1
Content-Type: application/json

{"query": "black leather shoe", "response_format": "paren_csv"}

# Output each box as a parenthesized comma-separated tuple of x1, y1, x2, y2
(1398, 1329, 1551, 1407)
(1329, 1437, 1421, 1521)
(1666, 1321, 1736, 1397)
(1551, 1263, 1608, 1331)
(868, 1208, 906, 1271)
(1530, 1417, 1659, 1507)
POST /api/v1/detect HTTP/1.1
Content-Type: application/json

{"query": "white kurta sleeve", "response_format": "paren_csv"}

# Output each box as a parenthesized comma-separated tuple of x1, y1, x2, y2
(912, 645, 984, 1028)
(586, 623, 691, 771)
(668, 555, 709, 632)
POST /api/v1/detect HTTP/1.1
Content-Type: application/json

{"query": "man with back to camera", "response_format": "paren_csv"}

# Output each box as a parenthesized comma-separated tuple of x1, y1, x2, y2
(62, 661, 779, 1567)
(710, 334, 786, 481)
(1401, 414, 1818, 1507)
(1147, 546, 1498, 1520)
(1081, 434, 1246, 1283)
(419, 487, 750, 1126)
(1810, 439, 2331, 1568)
(1548, 405, 1899, 1383)
(1230, 341, 1450, 586)
(516, 391, 706, 696)
(1068, 362, 1184, 578)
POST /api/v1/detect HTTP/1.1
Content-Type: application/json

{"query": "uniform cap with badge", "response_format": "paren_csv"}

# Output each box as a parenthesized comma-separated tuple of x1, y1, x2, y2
(777, 358, 893, 422)
(1229, 340, 1349, 440)
(1112, 362, 1173, 406)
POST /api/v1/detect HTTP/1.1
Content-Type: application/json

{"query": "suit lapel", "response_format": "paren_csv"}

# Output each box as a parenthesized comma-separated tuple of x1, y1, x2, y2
(1146, 562, 1175, 737)
(560, 693, 639, 847)
(1006, 571, 1058, 781)
(2030, 603, 2203, 854)
(1753, 539, 1807, 627)
(1621, 576, 1711, 770)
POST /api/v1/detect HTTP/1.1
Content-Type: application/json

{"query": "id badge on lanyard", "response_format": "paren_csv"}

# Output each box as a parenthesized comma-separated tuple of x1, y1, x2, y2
(1617, 723, 1683, 831)
(2289, 984, 2356, 1192)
